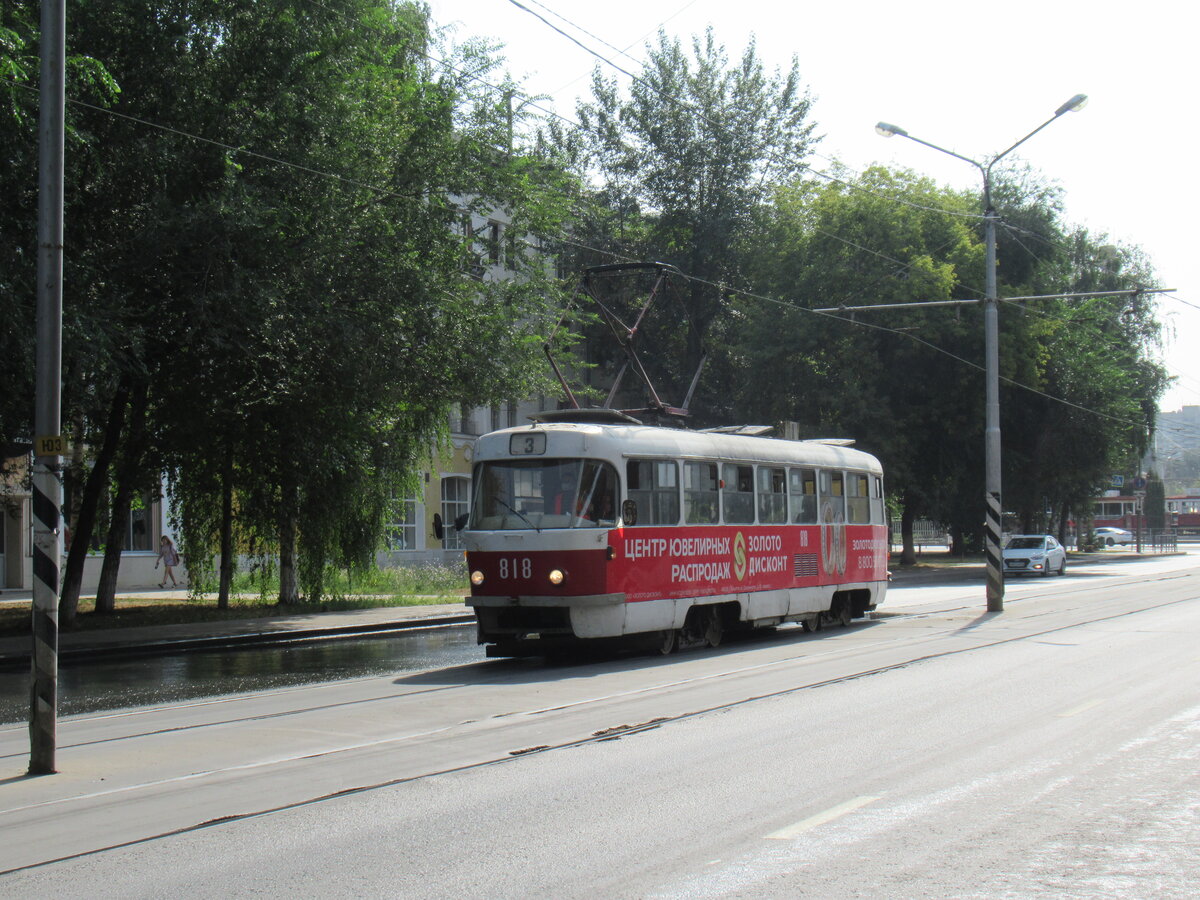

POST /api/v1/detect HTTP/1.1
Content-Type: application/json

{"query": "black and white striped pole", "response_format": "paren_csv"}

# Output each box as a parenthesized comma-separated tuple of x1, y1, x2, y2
(876, 94, 1088, 613)
(982, 203, 1004, 611)
(30, 0, 67, 775)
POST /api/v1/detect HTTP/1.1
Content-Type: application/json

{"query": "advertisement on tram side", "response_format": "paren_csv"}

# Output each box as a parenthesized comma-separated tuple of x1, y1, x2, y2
(608, 524, 889, 602)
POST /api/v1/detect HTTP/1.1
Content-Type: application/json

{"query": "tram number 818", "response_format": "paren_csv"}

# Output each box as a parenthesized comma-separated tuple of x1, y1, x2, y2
(498, 557, 533, 579)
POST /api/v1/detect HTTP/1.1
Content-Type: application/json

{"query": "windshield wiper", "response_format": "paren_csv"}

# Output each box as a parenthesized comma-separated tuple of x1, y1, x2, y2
(494, 496, 541, 533)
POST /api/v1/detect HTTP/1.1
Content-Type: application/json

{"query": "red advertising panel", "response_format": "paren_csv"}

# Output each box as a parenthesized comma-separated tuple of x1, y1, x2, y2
(605, 524, 887, 602)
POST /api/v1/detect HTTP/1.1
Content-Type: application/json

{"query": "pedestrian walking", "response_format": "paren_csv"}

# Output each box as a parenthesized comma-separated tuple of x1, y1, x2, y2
(156, 535, 182, 588)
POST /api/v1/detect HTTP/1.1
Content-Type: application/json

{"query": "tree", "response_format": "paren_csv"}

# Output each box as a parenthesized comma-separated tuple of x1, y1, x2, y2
(550, 28, 817, 419)
(732, 163, 1167, 558)
(5, 1, 575, 616)
(998, 229, 1168, 536)
(736, 166, 987, 560)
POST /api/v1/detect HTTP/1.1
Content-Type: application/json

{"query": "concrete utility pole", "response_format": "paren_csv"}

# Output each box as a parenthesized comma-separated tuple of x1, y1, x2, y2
(875, 94, 1088, 613)
(30, 0, 67, 775)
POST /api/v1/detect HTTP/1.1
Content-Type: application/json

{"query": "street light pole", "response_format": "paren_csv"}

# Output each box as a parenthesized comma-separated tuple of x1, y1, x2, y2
(983, 195, 1002, 611)
(30, 0, 67, 775)
(876, 94, 1087, 612)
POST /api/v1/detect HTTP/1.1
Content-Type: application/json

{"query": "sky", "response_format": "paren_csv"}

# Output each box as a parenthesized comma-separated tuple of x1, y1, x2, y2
(425, 0, 1199, 415)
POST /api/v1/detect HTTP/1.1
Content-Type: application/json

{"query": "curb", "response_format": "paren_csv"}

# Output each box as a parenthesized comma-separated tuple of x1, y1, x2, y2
(0, 613, 476, 672)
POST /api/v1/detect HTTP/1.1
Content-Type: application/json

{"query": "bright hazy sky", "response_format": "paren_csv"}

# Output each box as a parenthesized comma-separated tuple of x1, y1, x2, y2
(426, 0, 1199, 414)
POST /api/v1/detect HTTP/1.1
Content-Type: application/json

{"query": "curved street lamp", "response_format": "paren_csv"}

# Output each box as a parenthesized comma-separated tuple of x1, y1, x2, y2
(876, 95, 1087, 612)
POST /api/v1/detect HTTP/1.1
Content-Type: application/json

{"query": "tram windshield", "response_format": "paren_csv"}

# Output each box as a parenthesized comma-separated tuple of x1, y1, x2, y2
(471, 459, 619, 530)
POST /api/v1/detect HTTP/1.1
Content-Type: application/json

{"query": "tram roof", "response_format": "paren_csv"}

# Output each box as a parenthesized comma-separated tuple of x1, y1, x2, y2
(475, 422, 883, 474)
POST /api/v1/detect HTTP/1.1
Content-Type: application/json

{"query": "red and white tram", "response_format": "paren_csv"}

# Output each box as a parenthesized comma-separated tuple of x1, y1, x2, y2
(460, 412, 890, 656)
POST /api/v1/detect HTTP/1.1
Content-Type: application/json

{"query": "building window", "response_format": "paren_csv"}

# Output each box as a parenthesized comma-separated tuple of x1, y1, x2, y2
(126, 493, 154, 552)
(504, 228, 519, 271)
(386, 495, 419, 551)
(441, 476, 470, 550)
(487, 221, 502, 265)
(459, 405, 474, 435)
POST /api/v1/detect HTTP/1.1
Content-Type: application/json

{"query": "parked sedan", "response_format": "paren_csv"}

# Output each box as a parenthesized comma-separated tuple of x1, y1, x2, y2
(1003, 534, 1066, 577)
(1094, 526, 1134, 547)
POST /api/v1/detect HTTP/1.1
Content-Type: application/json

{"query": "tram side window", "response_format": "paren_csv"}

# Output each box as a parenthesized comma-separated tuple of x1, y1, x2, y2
(846, 473, 870, 524)
(871, 475, 885, 524)
(757, 467, 787, 524)
(722, 464, 755, 524)
(627, 459, 680, 526)
(819, 470, 845, 523)
(684, 461, 720, 524)
(789, 468, 818, 523)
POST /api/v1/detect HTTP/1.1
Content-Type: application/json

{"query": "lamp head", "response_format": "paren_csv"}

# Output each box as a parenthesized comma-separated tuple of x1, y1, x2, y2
(875, 121, 907, 138)
(1055, 93, 1088, 116)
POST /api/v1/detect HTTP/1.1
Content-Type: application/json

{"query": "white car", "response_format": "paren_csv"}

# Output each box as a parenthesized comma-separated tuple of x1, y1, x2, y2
(1003, 534, 1066, 577)
(1093, 526, 1133, 547)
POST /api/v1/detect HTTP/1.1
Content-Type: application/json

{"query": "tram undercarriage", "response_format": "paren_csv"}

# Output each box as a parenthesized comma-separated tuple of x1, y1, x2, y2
(470, 584, 883, 658)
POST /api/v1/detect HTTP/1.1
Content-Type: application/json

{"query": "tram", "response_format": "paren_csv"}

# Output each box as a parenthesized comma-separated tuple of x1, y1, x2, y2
(459, 411, 889, 657)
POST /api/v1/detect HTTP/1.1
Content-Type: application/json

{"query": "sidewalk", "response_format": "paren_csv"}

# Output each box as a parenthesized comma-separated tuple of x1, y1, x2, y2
(0, 591, 472, 668)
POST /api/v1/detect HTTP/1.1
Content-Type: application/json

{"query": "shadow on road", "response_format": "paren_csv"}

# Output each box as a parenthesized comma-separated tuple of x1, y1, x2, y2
(393, 617, 885, 686)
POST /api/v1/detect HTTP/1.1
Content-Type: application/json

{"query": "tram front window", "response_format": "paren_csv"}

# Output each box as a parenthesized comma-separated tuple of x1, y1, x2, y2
(471, 459, 619, 530)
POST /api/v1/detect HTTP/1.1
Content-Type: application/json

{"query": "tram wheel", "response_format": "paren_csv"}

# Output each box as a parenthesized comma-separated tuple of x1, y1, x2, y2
(659, 629, 678, 655)
(838, 604, 852, 627)
(803, 614, 822, 633)
(704, 608, 725, 648)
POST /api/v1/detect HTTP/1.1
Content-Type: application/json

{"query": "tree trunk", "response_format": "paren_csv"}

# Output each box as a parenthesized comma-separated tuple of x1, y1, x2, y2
(217, 446, 234, 610)
(900, 501, 917, 566)
(278, 482, 300, 605)
(94, 384, 149, 615)
(94, 476, 134, 614)
(63, 406, 87, 542)
(60, 383, 130, 628)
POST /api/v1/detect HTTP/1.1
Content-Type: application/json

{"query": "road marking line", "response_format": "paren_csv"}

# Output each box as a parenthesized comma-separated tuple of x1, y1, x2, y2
(1058, 698, 1106, 718)
(765, 795, 880, 839)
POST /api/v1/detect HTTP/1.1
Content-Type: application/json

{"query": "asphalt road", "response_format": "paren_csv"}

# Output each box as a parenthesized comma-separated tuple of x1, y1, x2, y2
(1, 551, 1197, 897)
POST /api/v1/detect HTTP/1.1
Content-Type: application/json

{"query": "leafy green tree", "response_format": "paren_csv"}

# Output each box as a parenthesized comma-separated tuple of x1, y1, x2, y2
(736, 166, 987, 559)
(5, 1, 574, 616)
(0, 5, 38, 464)
(732, 163, 1166, 556)
(551, 28, 817, 418)
(999, 230, 1167, 537)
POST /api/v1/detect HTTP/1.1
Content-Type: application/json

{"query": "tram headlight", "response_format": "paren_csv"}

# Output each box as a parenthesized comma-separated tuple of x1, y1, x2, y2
(548, 568, 566, 585)
(470, 570, 485, 586)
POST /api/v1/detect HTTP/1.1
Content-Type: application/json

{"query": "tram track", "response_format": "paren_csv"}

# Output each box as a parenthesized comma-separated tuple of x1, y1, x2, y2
(2, 578, 1197, 875)
(1, 567, 1194, 759)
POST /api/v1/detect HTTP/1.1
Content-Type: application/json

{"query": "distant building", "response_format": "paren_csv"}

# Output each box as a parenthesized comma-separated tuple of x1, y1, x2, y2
(0, 448, 179, 592)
